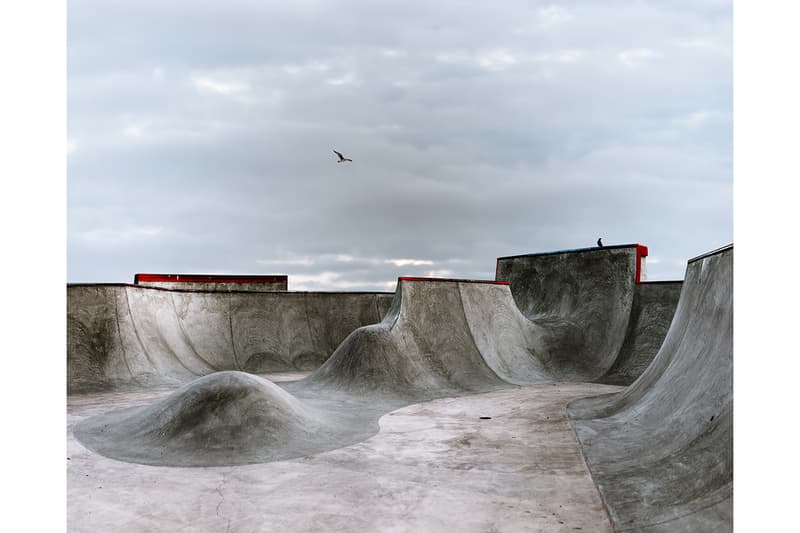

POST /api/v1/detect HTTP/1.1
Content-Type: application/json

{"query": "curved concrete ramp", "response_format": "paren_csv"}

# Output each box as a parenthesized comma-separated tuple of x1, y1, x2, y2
(303, 270, 677, 398)
(458, 282, 551, 385)
(75, 277, 572, 467)
(303, 277, 587, 399)
(602, 281, 683, 385)
(303, 278, 514, 399)
(567, 244, 733, 532)
(496, 245, 680, 384)
(67, 285, 394, 393)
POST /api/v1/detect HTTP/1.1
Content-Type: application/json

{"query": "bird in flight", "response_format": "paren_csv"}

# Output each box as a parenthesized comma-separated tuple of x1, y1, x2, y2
(333, 150, 352, 163)
(597, 238, 604, 248)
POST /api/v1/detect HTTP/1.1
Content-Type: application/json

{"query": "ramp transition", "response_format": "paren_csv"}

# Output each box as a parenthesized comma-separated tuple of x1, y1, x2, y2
(67, 284, 394, 393)
(496, 244, 681, 384)
(70, 243, 732, 533)
(568, 244, 733, 532)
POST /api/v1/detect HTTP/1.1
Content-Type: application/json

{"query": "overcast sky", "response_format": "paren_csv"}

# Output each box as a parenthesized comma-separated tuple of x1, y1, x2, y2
(67, 0, 732, 290)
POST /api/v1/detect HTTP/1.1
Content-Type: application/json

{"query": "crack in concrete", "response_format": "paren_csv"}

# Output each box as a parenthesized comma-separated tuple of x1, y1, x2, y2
(214, 469, 233, 533)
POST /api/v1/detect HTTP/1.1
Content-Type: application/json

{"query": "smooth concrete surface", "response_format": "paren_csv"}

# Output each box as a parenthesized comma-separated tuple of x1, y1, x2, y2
(303, 280, 512, 399)
(567, 245, 733, 532)
(67, 285, 394, 393)
(74, 371, 380, 467)
(496, 246, 638, 381)
(601, 281, 682, 385)
(495, 246, 680, 385)
(72, 274, 689, 469)
(304, 276, 644, 399)
(67, 243, 731, 532)
(68, 383, 620, 532)
(74, 279, 555, 467)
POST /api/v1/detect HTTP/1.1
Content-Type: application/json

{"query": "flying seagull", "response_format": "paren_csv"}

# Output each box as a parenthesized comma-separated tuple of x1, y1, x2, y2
(333, 150, 352, 163)
(597, 238, 604, 248)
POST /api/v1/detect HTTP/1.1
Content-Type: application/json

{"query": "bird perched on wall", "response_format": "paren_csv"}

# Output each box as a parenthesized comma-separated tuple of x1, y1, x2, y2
(597, 238, 604, 247)
(333, 150, 352, 163)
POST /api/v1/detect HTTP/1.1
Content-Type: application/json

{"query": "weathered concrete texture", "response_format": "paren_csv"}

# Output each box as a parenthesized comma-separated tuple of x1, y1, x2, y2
(495, 245, 680, 385)
(68, 384, 619, 532)
(74, 277, 615, 468)
(302, 279, 545, 400)
(459, 282, 551, 385)
(73, 279, 545, 469)
(496, 246, 638, 381)
(67, 284, 394, 393)
(602, 281, 683, 385)
(67, 243, 730, 531)
(567, 244, 733, 532)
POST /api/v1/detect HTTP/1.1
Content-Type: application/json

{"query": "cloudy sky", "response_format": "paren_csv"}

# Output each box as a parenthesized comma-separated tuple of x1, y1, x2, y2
(67, 0, 732, 290)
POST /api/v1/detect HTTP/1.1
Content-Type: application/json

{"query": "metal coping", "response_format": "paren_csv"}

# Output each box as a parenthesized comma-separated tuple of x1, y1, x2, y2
(687, 243, 733, 264)
(134, 273, 288, 284)
(495, 243, 649, 284)
(67, 283, 394, 295)
(398, 276, 510, 285)
(495, 243, 645, 261)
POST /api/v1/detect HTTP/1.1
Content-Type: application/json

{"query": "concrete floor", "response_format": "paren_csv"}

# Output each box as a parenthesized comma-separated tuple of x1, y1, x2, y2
(68, 381, 620, 532)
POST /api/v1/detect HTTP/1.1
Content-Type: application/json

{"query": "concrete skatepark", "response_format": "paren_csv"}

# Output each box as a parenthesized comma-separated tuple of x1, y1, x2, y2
(67, 243, 732, 532)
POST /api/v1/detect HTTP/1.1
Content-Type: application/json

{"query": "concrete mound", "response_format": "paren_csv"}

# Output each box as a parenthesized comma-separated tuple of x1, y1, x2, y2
(67, 285, 393, 393)
(74, 371, 371, 467)
(496, 244, 681, 384)
(567, 244, 733, 532)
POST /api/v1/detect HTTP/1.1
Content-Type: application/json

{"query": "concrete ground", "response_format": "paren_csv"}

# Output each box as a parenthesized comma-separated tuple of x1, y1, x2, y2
(68, 379, 621, 532)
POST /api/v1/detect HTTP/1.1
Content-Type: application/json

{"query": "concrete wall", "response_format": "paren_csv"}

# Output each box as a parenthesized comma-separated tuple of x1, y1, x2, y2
(602, 281, 683, 385)
(495, 245, 681, 385)
(67, 284, 393, 393)
(568, 244, 733, 532)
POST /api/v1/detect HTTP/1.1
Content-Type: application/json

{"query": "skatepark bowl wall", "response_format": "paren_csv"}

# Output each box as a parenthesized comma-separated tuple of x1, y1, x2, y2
(133, 273, 289, 291)
(567, 243, 733, 532)
(495, 244, 682, 385)
(66, 283, 395, 393)
(68, 243, 734, 532)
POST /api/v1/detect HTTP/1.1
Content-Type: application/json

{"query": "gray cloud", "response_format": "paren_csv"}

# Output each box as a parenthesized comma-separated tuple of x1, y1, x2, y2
(68, 0, 732, 287)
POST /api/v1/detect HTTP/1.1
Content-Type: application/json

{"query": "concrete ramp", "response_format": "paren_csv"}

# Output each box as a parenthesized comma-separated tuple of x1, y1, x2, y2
(496, 245, 680, 384)
(602, 281, 683, 385)
(303, 265, 680, 397)
(567, 244, 733, 532)
(67, 285, 394, 393)
(69, 244, 678, 393)
(303, 277, 558, 398)
(458, 281, 550, 385)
